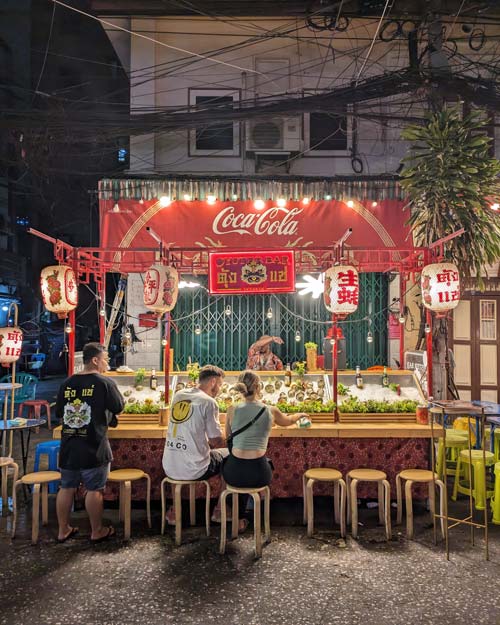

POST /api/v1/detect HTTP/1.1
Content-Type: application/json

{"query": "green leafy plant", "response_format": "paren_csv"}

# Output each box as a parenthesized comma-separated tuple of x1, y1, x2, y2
(123, 399, 161, 414)
(293, 361, 306, 377)
(276, 400, 336, 414)
(400, 107, 500, 285)
(337, 383, 351, 396)
(338, 398, 418, 414)
(134, 368, 146, 388)
(187, 362, 200, 382)
(304, 342, 318, 350)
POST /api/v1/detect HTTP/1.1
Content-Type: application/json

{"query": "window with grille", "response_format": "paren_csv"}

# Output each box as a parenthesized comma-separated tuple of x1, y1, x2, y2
(480, 300, 496, 340)
(188, 88, 240, 156)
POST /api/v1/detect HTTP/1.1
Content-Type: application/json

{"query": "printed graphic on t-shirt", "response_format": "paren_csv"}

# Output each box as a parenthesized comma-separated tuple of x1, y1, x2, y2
(171, 400, 193, 424)
(63, 398, 92, 429)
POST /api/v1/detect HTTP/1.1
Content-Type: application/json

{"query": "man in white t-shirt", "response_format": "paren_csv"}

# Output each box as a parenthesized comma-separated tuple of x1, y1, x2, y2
(163, 364, 229, 525)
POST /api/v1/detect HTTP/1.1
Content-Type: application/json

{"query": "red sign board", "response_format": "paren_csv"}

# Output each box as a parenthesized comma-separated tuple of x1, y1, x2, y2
(208, 250, 295, 294)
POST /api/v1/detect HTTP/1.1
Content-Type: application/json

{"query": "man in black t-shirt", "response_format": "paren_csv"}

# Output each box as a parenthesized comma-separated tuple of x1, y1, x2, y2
(55, 342, 124, 543)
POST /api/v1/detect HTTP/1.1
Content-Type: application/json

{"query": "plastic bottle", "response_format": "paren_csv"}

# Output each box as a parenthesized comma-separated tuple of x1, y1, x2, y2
(284, 363, 292, 387)
(382, 366, 389, 388)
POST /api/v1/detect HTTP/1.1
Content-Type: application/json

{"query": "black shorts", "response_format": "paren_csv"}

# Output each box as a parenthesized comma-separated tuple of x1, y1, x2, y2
(197, 448, 229, 481)
(222, 454, 273, 489)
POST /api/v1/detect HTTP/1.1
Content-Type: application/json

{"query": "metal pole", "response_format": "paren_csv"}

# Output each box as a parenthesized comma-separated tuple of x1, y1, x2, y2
(426, 309, 433, 399)
(332, 313, 338, 422)
(399, 273, 406, 369)
(164, 313, 171, 404)
(99, 274, 106, 345)
(68, 309, 76, 376)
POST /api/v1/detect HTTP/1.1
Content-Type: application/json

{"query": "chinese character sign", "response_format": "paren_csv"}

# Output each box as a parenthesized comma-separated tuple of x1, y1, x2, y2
(209, 250, 295, 294)
(421, 262, 460, 316)
(0, 327, 23, 367)
(143, 264, 179, 313)
(40, 265, 78, 318)
(323, 265, 359, 317)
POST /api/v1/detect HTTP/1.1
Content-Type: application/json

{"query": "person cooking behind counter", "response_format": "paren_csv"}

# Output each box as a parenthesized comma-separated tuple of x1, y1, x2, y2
(246, 335, 284, 371)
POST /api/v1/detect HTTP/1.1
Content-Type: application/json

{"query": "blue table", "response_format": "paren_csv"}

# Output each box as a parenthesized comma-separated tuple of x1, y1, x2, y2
(471, 401, 500, 457)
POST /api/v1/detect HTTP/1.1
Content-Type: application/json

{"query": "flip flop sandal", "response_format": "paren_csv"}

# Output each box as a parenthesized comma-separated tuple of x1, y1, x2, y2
(90, 526, 115, 544)
(56, 527, 79, 543)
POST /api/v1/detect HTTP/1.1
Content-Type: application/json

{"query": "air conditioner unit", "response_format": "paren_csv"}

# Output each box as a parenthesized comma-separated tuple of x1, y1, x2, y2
(246, 117, 302, 152)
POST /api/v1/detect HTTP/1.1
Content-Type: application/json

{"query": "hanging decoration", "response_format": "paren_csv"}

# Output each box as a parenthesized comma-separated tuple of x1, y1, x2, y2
(0, 309, 23, 368)
(421, 262, 460, 317)
(143, 264, 179, 314)
(323, 265, 360, 318)
(40, 265, 78, 318)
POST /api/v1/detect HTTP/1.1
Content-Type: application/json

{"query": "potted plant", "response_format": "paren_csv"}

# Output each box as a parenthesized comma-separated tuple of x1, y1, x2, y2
(304, 341, 318, 372)
(158, 390, 169, 426)
(293, 360, 307, 390)
(187, 362, 200, 385)
(134, 367, 146, 389)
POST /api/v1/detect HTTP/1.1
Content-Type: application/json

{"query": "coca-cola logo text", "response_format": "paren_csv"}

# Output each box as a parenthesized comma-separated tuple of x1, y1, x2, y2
(212, 206, 303, 237)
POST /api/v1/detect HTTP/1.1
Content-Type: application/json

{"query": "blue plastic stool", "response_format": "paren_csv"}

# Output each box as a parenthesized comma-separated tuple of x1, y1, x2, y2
(34, 440, 61, 494)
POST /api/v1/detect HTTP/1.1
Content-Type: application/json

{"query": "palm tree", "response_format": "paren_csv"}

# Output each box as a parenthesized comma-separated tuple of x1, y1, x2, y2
(400, 107, 500, 398)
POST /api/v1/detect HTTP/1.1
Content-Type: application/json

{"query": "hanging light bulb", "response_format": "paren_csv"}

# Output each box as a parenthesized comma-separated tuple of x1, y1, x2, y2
(207, 194, 216, 204)
(277, 197, 286, 207)
(62, 344, 69, 353)
(398, 314, 405, 324)
(424, 323, 431, 334)
(254, 198, 265, 210)
(112, 203, 120, 213)
(232, 194, 238, 201)
(330, 338, 336, 346)
(65, 323, 73, 334)
(372, 201, 378, 207)
(159, 195, 171, 207)
(99, 308, 106, 317)
(266, 307, 273, 319)
(195, 325, 202, 335)
(347, 199, 354, 208)
(225, 305, 232, 316)
(295, 330, 301, 342)
(302, 197, 310, 205)
(139, 197, 144, 205)
(366, 331, 373, 343)
(161, 338, 168, 346)
(183, 193, 192, 201)
(325, 194, 332, 200)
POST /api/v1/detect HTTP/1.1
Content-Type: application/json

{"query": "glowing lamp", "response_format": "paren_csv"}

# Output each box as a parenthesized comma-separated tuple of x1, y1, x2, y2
(323, 265, 359, 317)
(0, 326, 23, 367)
(143, 264, 179, 314)
(421, 262, 460, 317)
(40, 265, 78, 318)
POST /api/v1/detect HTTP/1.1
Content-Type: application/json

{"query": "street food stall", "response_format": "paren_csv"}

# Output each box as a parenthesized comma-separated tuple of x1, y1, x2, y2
(33, 178, 461, 502)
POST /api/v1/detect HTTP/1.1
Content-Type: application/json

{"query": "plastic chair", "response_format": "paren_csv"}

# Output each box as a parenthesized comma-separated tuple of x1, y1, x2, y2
(0, 373, 38, 406)
(491, 463, 500, 525)
(452, 449, 495, 510)
(34, 440, 61, 493)
(28, 353, 46, 379)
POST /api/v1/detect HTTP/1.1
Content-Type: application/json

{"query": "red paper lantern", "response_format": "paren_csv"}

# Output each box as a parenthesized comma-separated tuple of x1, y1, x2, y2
(0, 326, 23, 367)
(323, 265, 359, 317)
(421, 262, 460, 317)
(40, 265, 78, 318)
(143, 264, 179, 314)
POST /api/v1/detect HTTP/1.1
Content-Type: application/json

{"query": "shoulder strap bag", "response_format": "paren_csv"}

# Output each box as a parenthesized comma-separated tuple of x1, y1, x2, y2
(227, 406, 266, 453)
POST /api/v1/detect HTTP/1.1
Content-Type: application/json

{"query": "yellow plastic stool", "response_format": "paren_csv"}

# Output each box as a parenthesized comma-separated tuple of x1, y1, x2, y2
(452, 450, 495, 510)
(493, 431, 500, 463)
(302, 468, 346, 538)
(107, 468, 151, 540)
(436, 434, 469, 479)
(491, 463, 500, 525)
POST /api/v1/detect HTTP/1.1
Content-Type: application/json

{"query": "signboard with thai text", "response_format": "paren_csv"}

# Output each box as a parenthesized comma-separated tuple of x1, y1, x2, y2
(208, 250, 295, 294)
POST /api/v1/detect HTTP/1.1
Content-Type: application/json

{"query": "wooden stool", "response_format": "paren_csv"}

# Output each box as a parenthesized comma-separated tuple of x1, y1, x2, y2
(160, 476, 211, 546)
(12, 470, 61, 544)
(302, 468, 346, 538)
(18, 400, 52, 429)
(396, 469, 445, 539)
(346, 468, 391, 540)
(219, 485, 271, 558)
(0, 456, 19, 515)
(107, 469, 151, 540)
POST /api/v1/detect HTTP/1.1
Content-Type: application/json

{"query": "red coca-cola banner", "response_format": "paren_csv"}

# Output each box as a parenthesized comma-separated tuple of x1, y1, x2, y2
(99, 199, 409, 272)
(209, 250, 295, 294)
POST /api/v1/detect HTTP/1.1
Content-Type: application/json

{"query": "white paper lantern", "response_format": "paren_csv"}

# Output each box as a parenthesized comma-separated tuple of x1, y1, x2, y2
(0, 326, 23, 367)
(40, 265, 78, 318)
(143, 264, 179, 314)
(421, 262, 460, 316)
(323, 265, 359, 317)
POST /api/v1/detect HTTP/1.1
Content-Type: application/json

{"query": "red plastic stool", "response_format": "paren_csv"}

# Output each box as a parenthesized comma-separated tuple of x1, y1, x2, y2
(18, 400, 52, 429)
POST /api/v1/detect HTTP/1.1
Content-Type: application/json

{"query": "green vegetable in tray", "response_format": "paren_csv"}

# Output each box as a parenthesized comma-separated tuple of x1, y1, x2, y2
(338, 398, 418, 414)
(337, 383, 351, 396)
(123, 400, 161, 414)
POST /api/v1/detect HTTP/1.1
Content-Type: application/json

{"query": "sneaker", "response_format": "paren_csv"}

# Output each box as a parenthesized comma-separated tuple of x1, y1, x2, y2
(165, 507, 176, 525)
